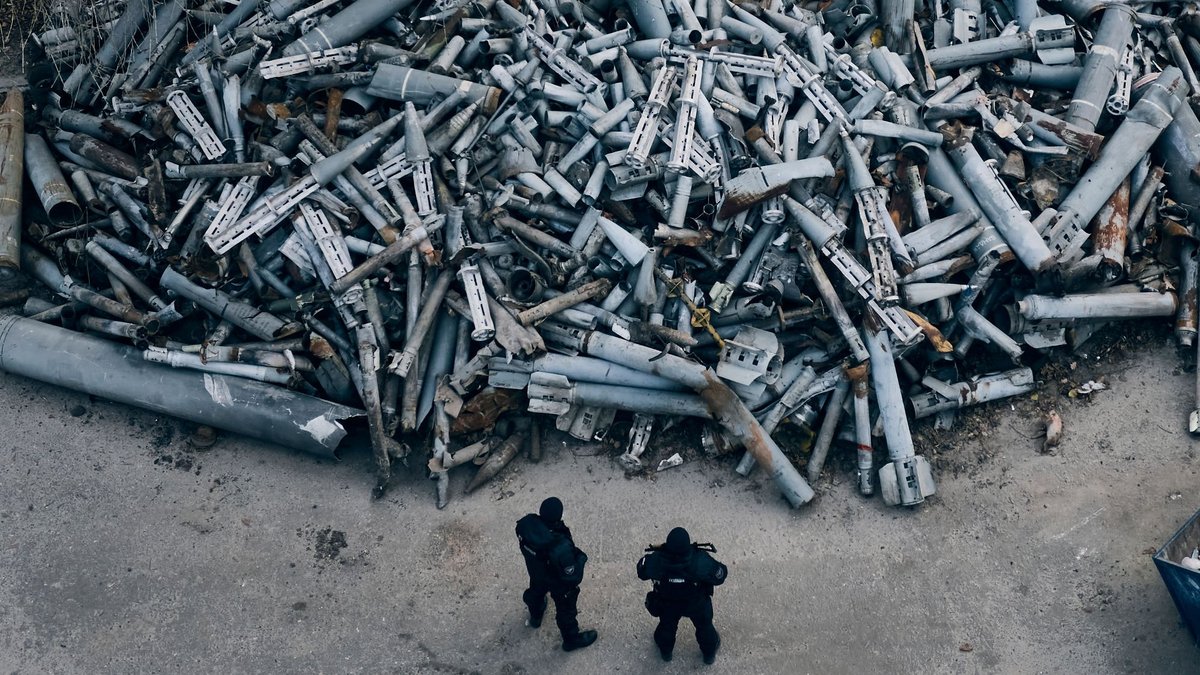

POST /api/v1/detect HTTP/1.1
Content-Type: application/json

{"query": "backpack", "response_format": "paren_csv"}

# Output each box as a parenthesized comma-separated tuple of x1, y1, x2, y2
(515, 514, 555, 558)
(516, 514, 587, 586)
(546, 534, 588, 586)
(689, 550, 727, 587)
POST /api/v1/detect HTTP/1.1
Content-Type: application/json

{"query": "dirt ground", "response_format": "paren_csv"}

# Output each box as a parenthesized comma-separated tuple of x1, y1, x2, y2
(0, 323, 1198, 674)
(0, 17, 1198, 673)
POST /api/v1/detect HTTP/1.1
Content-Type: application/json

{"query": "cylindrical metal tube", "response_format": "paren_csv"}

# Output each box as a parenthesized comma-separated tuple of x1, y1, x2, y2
(519, 279, 612, 326)
(68, 168, 104, 213)
(1019, 290, 1178, 320)
(329, 224, 432, 293)
(63, 0, 153, 103)
(68, 133, 140, 180)
(997, 60, 1083, 89)
(925, 33, 1036, 70)
(625, 0, 672, 39)
(367, 64, 503, 113)
(429, 35, 467, 74)
(582, 330, 814, 506)
(0, 315, 355, 457)
(66, 284, 158, 332)
(77, 315, 148, 345)
(568, 381, 710, 417)
(1092, 178, 1130, 281)
(1155, 102, 1200, 227)
(84, 242, 170, 313)
(1049, 68, 1189, 258)
(806, 374, 851, 484)
(159, 267, 301, 340)
(1065, 6, 1135, 132)
(945, 133, 1055, 274)
(910, 368, 1037, 418)
(1177, 240, 1198, 347)
(848, 364, 873, 496)
(0, 89, 23, 279)
(390, 271, 453, 378)
(283, 0, 418, 55)
(144, 347, 296, 385)
(852, 119, 944, 146)
(866, 328, 913, 463)
(166, 161, 275, 180)
(25, 133, 83, 224)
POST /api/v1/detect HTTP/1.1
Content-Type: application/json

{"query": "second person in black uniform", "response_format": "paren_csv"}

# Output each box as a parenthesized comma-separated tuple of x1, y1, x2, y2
(637, 526, 727, 664)
(515, 497, 598, 652)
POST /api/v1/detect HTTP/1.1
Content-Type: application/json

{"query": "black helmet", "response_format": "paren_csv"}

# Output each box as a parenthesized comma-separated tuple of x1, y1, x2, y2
(663, 527, 692, 558)
(539, 497, 564, 523)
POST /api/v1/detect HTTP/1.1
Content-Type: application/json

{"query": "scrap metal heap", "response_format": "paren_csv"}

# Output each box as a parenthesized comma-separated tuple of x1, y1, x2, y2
(2, 0, 1200, 508)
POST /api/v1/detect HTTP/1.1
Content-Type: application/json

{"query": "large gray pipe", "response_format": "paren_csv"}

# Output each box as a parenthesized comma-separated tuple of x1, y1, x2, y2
(283, 0, 419, 56)
(945, 132, 1056, 275)
(0, 315, 359, 457)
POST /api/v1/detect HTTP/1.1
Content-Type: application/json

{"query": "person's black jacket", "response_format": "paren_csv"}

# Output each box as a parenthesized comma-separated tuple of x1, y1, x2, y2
(638, 547, 727, 603)
(517, 514, 587, 587)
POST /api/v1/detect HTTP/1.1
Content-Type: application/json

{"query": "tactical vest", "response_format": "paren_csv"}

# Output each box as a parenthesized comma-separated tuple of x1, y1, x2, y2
(642, 550, 727, 600)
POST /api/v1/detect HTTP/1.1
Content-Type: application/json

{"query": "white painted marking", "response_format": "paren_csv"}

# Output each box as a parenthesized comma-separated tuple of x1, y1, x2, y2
(203, 374, 233, 406)
(1052, 507, 1106, 541)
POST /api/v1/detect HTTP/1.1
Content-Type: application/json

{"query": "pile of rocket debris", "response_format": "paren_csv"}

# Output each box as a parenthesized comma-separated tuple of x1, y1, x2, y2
(0, 0, 1197, 509)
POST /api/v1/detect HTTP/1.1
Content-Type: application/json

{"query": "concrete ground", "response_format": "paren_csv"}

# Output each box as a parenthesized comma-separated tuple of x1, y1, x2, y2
(1, 328, 1199, 674)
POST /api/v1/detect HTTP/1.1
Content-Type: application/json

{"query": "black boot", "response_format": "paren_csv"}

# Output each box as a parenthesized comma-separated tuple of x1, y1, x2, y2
(527, 612, 542, 628)
(703, 635, 720, 665)
(659, 646, 673, 662)
(562, 629, 598, 652)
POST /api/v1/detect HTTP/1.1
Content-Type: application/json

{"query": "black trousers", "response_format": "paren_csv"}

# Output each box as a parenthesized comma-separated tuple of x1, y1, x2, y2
(654, 595, 719, 658)
(522, 555, 580, 639)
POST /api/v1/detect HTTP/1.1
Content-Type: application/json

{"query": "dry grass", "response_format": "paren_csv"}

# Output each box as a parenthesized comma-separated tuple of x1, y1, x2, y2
(0, 0, 51, 74)
(0, 0, 50, 38)
(0, 0, 123, 82)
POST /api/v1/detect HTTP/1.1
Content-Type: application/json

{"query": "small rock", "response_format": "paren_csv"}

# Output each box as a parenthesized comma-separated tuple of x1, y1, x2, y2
(959, 642, 973, 653)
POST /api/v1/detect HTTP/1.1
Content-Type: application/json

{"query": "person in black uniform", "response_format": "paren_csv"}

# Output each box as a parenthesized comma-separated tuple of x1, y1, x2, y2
(515, 497, 598, 652)
(637, 526, 727, 664)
